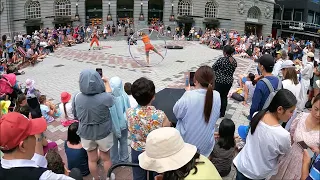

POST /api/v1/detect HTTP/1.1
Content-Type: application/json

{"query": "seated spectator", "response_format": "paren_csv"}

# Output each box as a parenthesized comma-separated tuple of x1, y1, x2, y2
(109, 77, 130, 164)
(39, 95, 57, 123)
(25, 43, 39, 65)
(0, 100, 10, 117)
(124, 82, 138, 108)
(25, 78, 41, 99)
(46, 149, 83, 180)
(0, 112, 73, 179)
(59, 92, 78, 127)
(64, 122, 89, 177)
(13, 94, 27, 112)
(209, 118, 235, 177)
(127, 77, 171, 180)
(139, 127, 222, 180)
(174, 66, 221, 157)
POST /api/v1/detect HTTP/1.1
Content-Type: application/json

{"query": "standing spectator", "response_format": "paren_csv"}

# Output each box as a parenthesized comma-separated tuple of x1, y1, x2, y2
(124, 82, 138, 108)
(0, 112, 73, 179)
(127, 77, 171, 180)
(212, 45, 237, 117)
(234, 89, 296, 180)
(301, 147, 320, 180)
(250, 54, 280, 119)
(298, 52, 314, 110)
(72, 69, 114, 180)
(174, 66, 221, 156)
(272, 50, 284, 78)
(109, 77, 130, 164)
(5, 39, 14, 63)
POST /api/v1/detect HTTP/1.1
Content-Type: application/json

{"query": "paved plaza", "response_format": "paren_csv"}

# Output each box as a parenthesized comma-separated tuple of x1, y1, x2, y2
(16, 40, 255, 180)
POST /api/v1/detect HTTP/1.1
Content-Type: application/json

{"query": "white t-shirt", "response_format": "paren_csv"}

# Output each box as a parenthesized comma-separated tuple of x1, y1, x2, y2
(128, 95, 138, 108)
(59, 102, 75, 120)
(233, 121, 291, 179)
(282, 79, 301, 100)
(272, 59, 283, 77)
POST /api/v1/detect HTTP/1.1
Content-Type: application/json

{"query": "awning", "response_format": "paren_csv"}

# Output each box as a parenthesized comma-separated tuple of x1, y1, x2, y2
(281, 29, 320, 38)
(176, 15, 195, 23)
(24, 19, 43, 26)
(245, 21, 265, 25)
(52, 16, 73, 24)
(203, 18, 220, 25)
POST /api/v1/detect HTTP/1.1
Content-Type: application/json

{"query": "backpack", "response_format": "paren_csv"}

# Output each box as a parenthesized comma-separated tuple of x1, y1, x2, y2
(261, 77, 282, 110)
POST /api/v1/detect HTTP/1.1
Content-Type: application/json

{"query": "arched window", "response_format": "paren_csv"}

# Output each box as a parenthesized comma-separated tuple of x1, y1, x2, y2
(205, 1, 218, 18)
(247, 6, 261, 19)
(55, 0, 71, 16)
(26, 1, 41, 19)
(178, 0, 192, 16)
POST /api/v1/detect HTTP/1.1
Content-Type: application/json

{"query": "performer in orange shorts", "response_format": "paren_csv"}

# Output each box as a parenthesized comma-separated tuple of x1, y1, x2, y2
(141, 32, 164, 66)
(89, 30, 100, 50)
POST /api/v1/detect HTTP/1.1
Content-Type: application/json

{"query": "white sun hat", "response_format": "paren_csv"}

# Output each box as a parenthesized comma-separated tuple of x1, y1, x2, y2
(138, 127, 197, 173)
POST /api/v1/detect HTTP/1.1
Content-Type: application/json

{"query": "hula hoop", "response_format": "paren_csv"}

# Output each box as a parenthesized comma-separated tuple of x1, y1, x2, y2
(128, 28, 167, 67)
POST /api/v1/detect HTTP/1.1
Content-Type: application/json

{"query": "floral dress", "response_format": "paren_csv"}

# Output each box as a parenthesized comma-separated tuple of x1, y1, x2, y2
(127, 105, 165, 151)
(270, 112, 320, 179)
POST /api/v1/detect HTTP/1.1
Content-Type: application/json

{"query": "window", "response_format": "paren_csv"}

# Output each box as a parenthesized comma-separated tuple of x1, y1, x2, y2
(26, 1, 41, 19)
(247, 6, 261, 19)
(205, 1, 218, 18)
(294, 11, 303, 21)
(308, 10, 314, 23)
(178, 0, 192, 16)
(283, 10, 292, 20)
(55, 0, 71, 16)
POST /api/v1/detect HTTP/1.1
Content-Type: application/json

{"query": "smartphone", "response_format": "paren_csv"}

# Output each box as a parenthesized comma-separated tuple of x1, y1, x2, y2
(297, 141, 309, 149)
(96, 68, 103, 77)
(189, 72, 195, 86)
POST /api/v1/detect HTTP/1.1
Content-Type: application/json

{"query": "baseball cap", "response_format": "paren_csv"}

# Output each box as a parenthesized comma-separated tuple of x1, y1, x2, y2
(307, 52, 314, 58)
(281, 60, 296, 70)
(0, 112, 47, 150)
(255, 54, 275, 69)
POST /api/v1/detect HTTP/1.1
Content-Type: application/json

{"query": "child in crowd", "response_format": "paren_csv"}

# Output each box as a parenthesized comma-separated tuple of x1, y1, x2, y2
(65, 122, 89, 177)
(46, 149, 83, 180)
(209, 118, 236, 177)
(25, 78, 41, 99)
(124, 82, 138, 108)
(59, 92, 78, 127)
(39, 95, 57, 123)
(13, 93, 27, 112)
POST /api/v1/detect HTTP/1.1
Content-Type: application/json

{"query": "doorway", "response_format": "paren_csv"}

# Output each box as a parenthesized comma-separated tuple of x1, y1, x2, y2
(148, 0, 163, 24)
(26, 26, 41, 35)
(85, 0, 103, 26)
(117, 0, 134, 22)
(245, 23, 262, 37)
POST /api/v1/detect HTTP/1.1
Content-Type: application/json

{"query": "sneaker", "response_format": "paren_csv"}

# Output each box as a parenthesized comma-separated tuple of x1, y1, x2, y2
(111, 173, 116, 180)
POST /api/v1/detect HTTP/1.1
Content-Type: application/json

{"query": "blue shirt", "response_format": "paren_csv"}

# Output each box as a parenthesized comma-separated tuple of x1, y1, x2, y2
(249, 76, 280, 119)
(174, 89, 221, 157)
(64, 141, 89, 176)
(5, 43, 13, 53)
(307, 154, 320, 180)
(40, 104, 54, 123)
(24, 39, 31, 50)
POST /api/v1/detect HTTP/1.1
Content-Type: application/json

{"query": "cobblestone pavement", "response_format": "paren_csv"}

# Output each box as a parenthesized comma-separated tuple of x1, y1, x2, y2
(16, 40, 256, 180)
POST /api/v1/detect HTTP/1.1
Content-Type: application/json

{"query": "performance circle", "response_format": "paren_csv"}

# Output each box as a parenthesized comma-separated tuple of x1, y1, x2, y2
(128, 28, 168, 67)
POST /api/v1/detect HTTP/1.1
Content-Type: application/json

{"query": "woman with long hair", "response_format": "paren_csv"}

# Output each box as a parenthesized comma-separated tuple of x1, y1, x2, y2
(139, 127, 222, 180)
(174, 65, 221, 157)
(234, 89, 297, 180)
(212, 45, 237, 117)
(270, 94, 320, 179)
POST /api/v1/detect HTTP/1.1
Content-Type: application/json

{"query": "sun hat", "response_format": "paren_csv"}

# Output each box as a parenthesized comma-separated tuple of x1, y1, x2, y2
(255, 54, 275, 69)
(281, 60, 296, 70)
(138, 127, 197, 173)
(276, 50, 282, 55)
(0, 112, 47, 150)
(307, 52, 314, 58)
(25, 79, 35, 89)
(61, 92, 71, 103)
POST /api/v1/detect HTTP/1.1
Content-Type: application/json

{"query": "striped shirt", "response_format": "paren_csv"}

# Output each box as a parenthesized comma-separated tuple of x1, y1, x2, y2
(173, 89, 221, 157)
(307, 154, 320, 180)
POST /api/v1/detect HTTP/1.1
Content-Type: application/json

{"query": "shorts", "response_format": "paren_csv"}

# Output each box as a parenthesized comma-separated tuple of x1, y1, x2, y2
(145, 44, 154, 52)
(81, 133, 113, 152)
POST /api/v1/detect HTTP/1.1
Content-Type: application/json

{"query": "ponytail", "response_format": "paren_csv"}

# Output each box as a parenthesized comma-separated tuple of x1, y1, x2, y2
(204, 84, 213, 123)
(63, 102, 68, 119)
(250, 109, 267, 134)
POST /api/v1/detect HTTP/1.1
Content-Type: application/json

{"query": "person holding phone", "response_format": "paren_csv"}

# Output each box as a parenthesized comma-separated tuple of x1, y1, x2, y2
(271, 94, 320, 179)
(301, 146, 320, 180)
(212, 45, 237, 117)
(173, 66, 221, 157)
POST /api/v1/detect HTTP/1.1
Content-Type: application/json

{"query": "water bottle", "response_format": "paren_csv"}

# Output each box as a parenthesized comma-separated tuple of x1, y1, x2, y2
(185, 74, 189, 87)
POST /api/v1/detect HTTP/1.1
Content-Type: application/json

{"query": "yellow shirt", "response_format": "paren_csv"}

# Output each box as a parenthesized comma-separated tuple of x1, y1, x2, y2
(185, 155, 222, 180)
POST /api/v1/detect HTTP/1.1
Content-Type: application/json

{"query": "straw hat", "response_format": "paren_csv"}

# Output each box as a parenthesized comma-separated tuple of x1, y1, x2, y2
(138, 127, 197, 173)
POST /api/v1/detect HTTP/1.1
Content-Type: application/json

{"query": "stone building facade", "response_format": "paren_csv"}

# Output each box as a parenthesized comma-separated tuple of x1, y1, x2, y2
(0, 0, 275, 38)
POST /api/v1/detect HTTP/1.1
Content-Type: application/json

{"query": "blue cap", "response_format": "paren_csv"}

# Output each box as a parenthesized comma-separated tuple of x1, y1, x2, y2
(238, 125, 249, 140)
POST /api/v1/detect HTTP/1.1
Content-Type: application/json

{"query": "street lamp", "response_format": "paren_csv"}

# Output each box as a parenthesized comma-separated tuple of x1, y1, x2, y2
(170, 3, 175, 21)
(139, 2, 144, 21)
(75, 3, 79, 21)
(107, 1, 112, 21)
